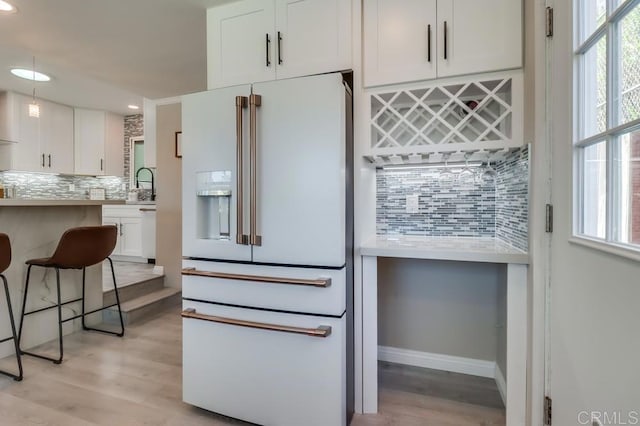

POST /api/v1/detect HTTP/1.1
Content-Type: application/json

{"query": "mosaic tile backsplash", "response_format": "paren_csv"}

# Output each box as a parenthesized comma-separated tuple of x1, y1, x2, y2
(0, 172, 126, 200)
(376, 147, 529, 251)
(495, 147, 529, 251)
(0, 114, 144, 200)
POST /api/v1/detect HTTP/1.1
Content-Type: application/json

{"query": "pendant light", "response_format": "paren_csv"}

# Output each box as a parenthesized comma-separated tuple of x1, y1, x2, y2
(28, 56, 40, 118)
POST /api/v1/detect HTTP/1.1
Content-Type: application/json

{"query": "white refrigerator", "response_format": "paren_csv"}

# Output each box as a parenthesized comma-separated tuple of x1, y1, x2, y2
(181, 72, 354, 426)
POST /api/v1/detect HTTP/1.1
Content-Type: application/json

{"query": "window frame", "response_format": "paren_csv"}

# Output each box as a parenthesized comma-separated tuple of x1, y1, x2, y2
(574, 0, 640, 249)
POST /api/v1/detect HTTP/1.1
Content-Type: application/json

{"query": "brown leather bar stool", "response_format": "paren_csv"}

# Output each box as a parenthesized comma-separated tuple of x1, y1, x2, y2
(0, 234, 23, 381)
(18, 226, 124, 364)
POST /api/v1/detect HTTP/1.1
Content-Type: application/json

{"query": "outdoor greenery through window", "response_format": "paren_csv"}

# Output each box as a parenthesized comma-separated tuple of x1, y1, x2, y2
(576, 0, 640, 247)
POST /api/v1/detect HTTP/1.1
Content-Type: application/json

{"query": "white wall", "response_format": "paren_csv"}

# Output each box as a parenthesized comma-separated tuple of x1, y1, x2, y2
(155, 103, 182, 289)
(378, 258, 505, 362)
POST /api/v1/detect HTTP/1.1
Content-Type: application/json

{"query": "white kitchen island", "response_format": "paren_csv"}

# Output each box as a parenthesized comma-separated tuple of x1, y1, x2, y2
(356, 235, 529, 425)
(0, 199, 124, 359)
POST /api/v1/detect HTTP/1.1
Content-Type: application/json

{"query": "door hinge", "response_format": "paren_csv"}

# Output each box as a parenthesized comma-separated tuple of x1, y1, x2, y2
(545, 204, 553, 233)
(546, 7, 554, 37)
(544, 396, 552, 425)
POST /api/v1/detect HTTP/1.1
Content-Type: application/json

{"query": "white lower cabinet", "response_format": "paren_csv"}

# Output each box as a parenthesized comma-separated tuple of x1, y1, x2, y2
(103, 205, 152, 260)
(182, 300, 346, 426)
(118, 217, 143, 257)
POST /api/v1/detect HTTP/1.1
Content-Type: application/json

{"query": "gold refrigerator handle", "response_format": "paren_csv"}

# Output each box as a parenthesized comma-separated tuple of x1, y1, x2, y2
(235, 96, 249, 245)
(182, 268, 332, 288)
(182, 308, 332, 338)
(249, 94, 262, 247)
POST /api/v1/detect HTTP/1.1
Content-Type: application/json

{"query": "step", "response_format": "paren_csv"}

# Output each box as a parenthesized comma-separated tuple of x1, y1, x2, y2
(103, 275, 165, 305)
(104, 287, 182, 326)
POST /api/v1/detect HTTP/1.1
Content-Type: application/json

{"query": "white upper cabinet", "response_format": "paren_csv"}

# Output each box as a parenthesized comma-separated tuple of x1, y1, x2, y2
(363, 0, 522, 87)
(0, 93, 74, 173)
(207, 0, 351, 89)
(274, 0, 351, 80)
(74, 109, 124, 176)
(207, 0, 276, 89)
(436, 0, 522, 78)
(40, 100, 74, 174)
(364, 0, 437, 87)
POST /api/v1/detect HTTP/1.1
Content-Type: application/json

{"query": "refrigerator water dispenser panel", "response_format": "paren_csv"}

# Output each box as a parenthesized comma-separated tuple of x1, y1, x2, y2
(196, 171, 232, 240)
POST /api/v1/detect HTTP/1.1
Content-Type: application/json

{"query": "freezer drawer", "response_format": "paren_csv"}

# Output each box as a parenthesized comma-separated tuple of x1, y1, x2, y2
(182, 301, 346, 426)
(182, 260, 346, 316)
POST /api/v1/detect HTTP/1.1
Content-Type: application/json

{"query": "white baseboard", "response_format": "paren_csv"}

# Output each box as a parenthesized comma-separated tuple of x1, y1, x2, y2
(495, 364, 507, 406)
(378, 346, 496, 379)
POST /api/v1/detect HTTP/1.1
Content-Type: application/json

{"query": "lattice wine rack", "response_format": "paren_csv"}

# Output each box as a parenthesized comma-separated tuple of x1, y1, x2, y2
(365, 73, 524, 165)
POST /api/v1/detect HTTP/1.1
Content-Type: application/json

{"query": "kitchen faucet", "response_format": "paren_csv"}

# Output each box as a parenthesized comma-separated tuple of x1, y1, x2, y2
(135, 167, 155, 201)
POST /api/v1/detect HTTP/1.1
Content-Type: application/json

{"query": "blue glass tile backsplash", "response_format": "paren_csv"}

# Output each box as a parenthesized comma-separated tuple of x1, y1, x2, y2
(376, 147, 529, 251)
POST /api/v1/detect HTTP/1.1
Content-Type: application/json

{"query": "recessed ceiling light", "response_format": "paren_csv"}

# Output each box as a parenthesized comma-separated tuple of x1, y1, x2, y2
(0, 1, 16, 13)
(10, 68, 51, 82)
(128, 105, 140, 110)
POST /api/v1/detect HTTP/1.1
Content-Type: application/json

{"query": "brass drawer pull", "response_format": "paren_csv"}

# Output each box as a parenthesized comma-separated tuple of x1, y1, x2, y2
(182, 268, 331, 288)
(182, 308, 331, 338)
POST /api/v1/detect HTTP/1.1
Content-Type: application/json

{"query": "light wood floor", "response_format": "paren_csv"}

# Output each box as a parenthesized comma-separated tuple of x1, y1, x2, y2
(0, 308, 505, 425)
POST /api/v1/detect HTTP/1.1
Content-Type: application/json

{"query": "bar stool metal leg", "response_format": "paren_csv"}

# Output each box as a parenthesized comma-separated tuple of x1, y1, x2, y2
(17, 264, 32, 348)
(81, 258, 124, 337)
(0, 274, 23, 381)
(19, 267, 64, 364)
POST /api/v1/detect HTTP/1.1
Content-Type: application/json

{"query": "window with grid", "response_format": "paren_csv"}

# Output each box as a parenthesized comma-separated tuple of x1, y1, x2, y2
(576, 0, 640, 247)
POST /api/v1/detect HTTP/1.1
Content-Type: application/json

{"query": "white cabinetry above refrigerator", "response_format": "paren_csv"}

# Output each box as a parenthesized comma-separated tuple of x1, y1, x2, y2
(206, 0, 351, 89)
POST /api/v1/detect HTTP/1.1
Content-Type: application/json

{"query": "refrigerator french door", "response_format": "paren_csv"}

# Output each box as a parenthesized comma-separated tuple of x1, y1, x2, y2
(181, 72, 353, 426)
(182, 74, 346, 267)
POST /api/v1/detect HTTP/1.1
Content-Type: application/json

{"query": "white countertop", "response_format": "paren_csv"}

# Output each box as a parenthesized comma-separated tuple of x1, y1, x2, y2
(0, 199, 126, 207)
(361, 235, 529, 264)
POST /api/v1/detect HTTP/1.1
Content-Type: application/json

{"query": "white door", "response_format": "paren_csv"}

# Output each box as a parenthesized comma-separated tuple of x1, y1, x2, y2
(207, 0, 276, 89)
(546, 0, 640, 424)
(103, 217, 121, 255)
(74, 109, 105, 175)
(274, 0, 351, 80)
(363, 0, 437, 87)
(120, 217, 143, 257)
(42, 101, 74, 174)
(436, 0, 522, 78)
(182, 85, 253, 262)
(251, 73, 346, 267)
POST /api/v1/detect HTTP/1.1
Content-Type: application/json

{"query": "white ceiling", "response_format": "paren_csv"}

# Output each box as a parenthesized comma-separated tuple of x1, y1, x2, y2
(0, 0, 235, 115)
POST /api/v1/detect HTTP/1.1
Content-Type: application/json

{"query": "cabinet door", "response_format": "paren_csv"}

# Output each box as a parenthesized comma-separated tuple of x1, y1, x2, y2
(104, 113, 124, 177)
(102, 216, 121, 255)
(41, 101, 74, 174)
(274, 0, 351, 80)
(207, 0, 276, 89)
(364, 0, 437, 87)
(120, 217, 143, 257)
(74, 109, 106, 175)
(251, 74, 346, 267)
(13, 94, 42, 172)
(436, 0, 522, 78)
